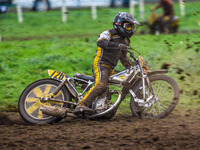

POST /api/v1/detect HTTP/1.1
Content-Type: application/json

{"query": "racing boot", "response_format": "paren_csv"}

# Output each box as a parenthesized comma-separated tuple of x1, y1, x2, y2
(74, 103, 95, 116)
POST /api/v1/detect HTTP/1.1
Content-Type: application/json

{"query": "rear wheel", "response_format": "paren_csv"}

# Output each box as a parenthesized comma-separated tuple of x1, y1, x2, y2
(18, 79, 71, 124)
(130, 75, 179, 119)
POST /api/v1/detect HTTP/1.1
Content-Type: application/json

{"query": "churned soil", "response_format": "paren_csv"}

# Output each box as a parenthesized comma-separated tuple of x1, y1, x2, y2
(0, 108, 199, 150)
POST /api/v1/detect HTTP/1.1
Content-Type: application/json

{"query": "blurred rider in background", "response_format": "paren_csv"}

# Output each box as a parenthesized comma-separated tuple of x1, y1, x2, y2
(151, 0, 175, 34)
(74, 12, 140, 116)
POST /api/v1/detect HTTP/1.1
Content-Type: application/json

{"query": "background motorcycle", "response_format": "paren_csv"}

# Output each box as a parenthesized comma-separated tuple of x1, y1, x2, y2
(18, 48, 180, 124)
(144, 10, 179, 35)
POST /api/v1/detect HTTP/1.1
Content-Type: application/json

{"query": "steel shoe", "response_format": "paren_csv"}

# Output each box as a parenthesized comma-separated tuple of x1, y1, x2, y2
(74, 104, 95, 116)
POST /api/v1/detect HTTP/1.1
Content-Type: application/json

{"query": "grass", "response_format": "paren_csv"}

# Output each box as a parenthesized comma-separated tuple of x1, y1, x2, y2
(0, 2, 200, 111)
(0, 33, 199, 111)
(0, 2, 200, 38)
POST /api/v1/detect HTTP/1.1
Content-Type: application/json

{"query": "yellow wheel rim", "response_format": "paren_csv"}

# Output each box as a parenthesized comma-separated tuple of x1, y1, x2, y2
(25, 84, 64, 120)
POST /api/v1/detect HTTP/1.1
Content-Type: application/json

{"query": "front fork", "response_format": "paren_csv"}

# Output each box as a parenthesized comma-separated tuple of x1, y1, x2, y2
(145, 76, 155, 98)
(130, 75, 157, 107)
(141, 74, 151, 101)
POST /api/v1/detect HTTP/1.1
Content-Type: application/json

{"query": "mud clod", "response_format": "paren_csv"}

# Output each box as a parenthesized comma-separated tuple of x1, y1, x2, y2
(194, 41, 200, 45)
(186, 44, 193, 49)
(176, 68, 184, 74)
(193, 90, 198, 95)
(195, 48, 199, 52)
(164, 40, 172, 46)
(186, 73, 191, 76)
(161, 63, 170, 70)
(179, 76, 185, 81)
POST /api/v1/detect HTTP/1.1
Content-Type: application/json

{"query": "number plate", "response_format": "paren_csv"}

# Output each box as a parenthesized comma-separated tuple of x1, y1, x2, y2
(48, 70, 66, 81)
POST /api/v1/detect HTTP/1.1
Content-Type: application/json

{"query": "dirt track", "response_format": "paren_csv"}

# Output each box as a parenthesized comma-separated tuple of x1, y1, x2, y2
(0, 108, 200, 150)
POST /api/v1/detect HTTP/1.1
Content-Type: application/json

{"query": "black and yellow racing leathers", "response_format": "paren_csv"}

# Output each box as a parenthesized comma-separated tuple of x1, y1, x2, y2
(79, 28, 133, 107)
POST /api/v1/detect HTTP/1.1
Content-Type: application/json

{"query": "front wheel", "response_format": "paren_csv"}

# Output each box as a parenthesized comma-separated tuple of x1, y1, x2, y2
(130, 75, 179, 119)
(18, 79, 71, 124)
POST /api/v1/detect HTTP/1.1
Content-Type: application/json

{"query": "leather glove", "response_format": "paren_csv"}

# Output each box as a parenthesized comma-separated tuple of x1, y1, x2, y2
(118, 44, 129, 52)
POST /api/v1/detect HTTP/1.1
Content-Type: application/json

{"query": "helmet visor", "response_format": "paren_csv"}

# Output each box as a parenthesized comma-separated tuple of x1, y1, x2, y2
(123, 22, 137, 31)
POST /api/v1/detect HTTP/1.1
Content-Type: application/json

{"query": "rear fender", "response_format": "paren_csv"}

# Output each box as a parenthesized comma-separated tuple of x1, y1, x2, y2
(48, 70, 77, 97)
(147, 70, 168, 76)
(48, 69, 69, 81)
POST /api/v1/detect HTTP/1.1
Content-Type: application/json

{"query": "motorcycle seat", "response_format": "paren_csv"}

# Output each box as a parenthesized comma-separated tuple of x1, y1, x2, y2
(73, 73, 95, 81)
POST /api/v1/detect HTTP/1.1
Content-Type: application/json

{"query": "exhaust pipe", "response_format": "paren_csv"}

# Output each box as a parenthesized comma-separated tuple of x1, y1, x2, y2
(41, 92, 122, 119)
(41, 105, 72, 118)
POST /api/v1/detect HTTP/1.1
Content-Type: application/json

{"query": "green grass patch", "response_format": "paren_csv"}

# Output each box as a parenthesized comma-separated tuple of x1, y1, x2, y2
(0, 2, 200, 39)
(0, 33, 199, 111)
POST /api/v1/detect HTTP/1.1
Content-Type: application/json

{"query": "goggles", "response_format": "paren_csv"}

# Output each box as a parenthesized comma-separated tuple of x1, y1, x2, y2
(123, 22, 137, 31)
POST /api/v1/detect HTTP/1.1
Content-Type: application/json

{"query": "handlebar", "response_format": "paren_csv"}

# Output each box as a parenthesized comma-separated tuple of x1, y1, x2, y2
(127, 47, 141, 62)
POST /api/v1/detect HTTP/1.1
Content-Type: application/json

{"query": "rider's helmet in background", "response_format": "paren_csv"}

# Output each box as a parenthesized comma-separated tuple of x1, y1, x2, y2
(113, 12, 140, 38)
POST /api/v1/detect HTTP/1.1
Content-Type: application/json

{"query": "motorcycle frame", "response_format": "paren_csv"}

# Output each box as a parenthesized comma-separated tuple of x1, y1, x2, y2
(45, 49, 168, 118)
(49, 55, 150, 106)
(70, 77, 94, 101)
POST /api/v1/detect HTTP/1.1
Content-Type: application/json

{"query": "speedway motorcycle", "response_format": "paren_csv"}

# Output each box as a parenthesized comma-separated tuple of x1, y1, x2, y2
(144, 10, 179, 35)
(18, 48, 180, 124)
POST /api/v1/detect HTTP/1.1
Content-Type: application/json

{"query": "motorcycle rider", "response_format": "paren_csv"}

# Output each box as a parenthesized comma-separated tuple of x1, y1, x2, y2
(74, 12, 140, 116)
(151, 0, 175, 34)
